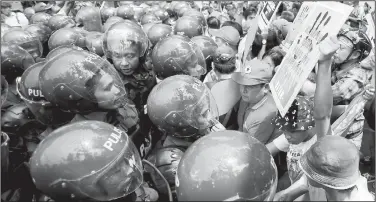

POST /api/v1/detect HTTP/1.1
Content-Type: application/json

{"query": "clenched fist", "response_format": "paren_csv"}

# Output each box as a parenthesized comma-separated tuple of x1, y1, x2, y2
(318, 35, 340, 62)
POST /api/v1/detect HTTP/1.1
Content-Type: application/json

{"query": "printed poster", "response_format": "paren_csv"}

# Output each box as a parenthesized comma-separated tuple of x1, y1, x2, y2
(258, 1, 282, 31)
(270, 2, 353, 117)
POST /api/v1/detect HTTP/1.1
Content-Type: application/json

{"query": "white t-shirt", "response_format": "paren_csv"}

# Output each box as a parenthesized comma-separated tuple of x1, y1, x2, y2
(3, 12, 29, 27)
(273, 134, 318, 183)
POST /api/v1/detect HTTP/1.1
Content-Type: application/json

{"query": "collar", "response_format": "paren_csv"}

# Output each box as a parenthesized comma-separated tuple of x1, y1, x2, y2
(251, 93, 269, 110)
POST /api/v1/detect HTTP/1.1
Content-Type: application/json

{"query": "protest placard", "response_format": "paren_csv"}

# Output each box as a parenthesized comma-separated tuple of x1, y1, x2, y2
(258, 1, 282, 31)
(241, 15, 259, 71)
(270, 2, 353, 117)
(283, 2, 314, 49)
(365, 11, 375, 46)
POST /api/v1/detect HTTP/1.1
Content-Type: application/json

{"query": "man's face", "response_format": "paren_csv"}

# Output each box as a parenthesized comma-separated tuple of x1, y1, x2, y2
(333, 36, 354, 64)
(94, 71, 124, 110)
(110, 44, 141, 76)
(1, 7, 11, 16)
(239, 84, 264, 104)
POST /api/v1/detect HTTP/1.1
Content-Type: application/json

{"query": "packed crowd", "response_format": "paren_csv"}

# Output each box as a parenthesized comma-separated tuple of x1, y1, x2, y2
(1, 1, 375, 201)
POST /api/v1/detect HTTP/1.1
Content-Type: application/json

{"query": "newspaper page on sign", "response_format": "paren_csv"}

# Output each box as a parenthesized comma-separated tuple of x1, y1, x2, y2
(283, 2, 314, 50)
(270, 2, 353, 117)
(258, 1, 282, 31)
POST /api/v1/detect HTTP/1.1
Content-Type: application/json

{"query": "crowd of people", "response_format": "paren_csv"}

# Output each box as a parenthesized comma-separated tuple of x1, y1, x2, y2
(1, 1, 375, 201)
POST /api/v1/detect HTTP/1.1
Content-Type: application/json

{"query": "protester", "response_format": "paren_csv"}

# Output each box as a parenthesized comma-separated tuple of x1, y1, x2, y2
(0, 1, 375, 202)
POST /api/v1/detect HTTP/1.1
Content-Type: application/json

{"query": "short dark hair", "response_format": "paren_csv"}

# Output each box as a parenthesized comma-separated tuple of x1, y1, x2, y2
(222, 21, 243, 36)
(243, 7, 257, 19)
(262, 47, 285, 67)
(251, 30, 281, 58)
(207, 16, 220, 29)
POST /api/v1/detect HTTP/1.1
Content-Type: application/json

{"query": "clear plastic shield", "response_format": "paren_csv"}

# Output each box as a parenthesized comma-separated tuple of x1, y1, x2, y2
(50, 138, 143, 201)
(18, 39, 44, 59)
(80, 7, 103, 32)
(16, 77, 75, 126)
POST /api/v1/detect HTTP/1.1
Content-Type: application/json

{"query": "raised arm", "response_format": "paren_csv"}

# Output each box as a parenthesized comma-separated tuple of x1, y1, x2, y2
(314, 36, 339, 138)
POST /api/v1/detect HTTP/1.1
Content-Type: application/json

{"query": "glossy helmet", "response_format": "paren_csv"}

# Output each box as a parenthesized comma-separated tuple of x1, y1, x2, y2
(1, 43, 35, 83)
(2, 30, 43, 59)
(23, 7, 36, 19)
(153, 8, 169, 22)
(1, 75, 8, 107)
(103, 21, 149, 60)
(103, 16, 125, 32)
(30, 120, 143, 201)
(30, 12, 52, 26)
(182, 8, 207, 28)
(47, 15, 76, 31)
(151, 35, 206, 80)
(174, 16, 204, 38)
(147, 24, 172, 47)
(147, 75, 218, 138)
(142, 22, 157, 35)
(337, 30, 373, 62)
(116, 5, 135, 20)
(39, 49, 126, 113)
(140, 13, 161, 25)
(146, 147, 185, 194)
(48, 28, 86, 50)
(1, 103, 45, 136)
(176, 130, 278, 201)
(1, 132, 10, 177)
(24, 24, 52, 44)
(191, 35, 218, 61)
(45, 45, 84, 61)
(172, 2, 191, 16)
(75, 6, 103, 32)
(100, 7, 117, 22)
(85, 32, 105, 57)
(16, 62, 75, 126)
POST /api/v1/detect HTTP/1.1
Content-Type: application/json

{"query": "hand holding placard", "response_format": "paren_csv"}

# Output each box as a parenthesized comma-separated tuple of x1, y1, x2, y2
(318, 36, 340, 62)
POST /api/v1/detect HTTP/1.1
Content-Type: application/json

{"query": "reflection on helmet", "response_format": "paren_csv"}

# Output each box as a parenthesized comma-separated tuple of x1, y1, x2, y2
(48, 15, 76, 31)
(39, 49, 126, 113)
(147, 75, 218, 138)
(48, 28, 86, 50)
(183, 9, 207, 28)
(191, 35, 218, 61)
(176, 131, 278, 201)
(117, 5, 135, 20)
(147, 24, 172, 47)
(146, 147, 184, 194)
(30, 121, 143, 201)
(2, 30, 43, 59)
(103, 21, 149, 59)
(338, 30, 373, 61)
(103, 16, 125, 32)
(151, 35, 206, 80)
(101, 7, 117, 22)
(1, 132, 10, 176)
(174, 16, 204, 38)
(140, 13, 161, 25)
(45, 45, 83, 61)
(75, 6, 103, 32)
(24, 24, 52, 44)
(1, 43, 35, 83)
(1, 75, 8, 107)
(30, 13, 52, 26)
(16, 62, 75, 126)
(85, 32, 105, 56)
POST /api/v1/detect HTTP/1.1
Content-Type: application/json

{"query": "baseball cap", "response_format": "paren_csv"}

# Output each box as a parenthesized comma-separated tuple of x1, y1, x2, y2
(209, 26, 240, 46)
(271, 18, 292, 39)
(231, 59, 272, 86)
(299, 135, 361, 190)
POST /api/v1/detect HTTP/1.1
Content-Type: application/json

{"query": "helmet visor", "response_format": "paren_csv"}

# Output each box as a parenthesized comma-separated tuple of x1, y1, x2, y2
(18, 39, 43, 59)
(51, 138, 143, 201)
(183, 87, 219, 130)
(16, 77, 75, 126)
